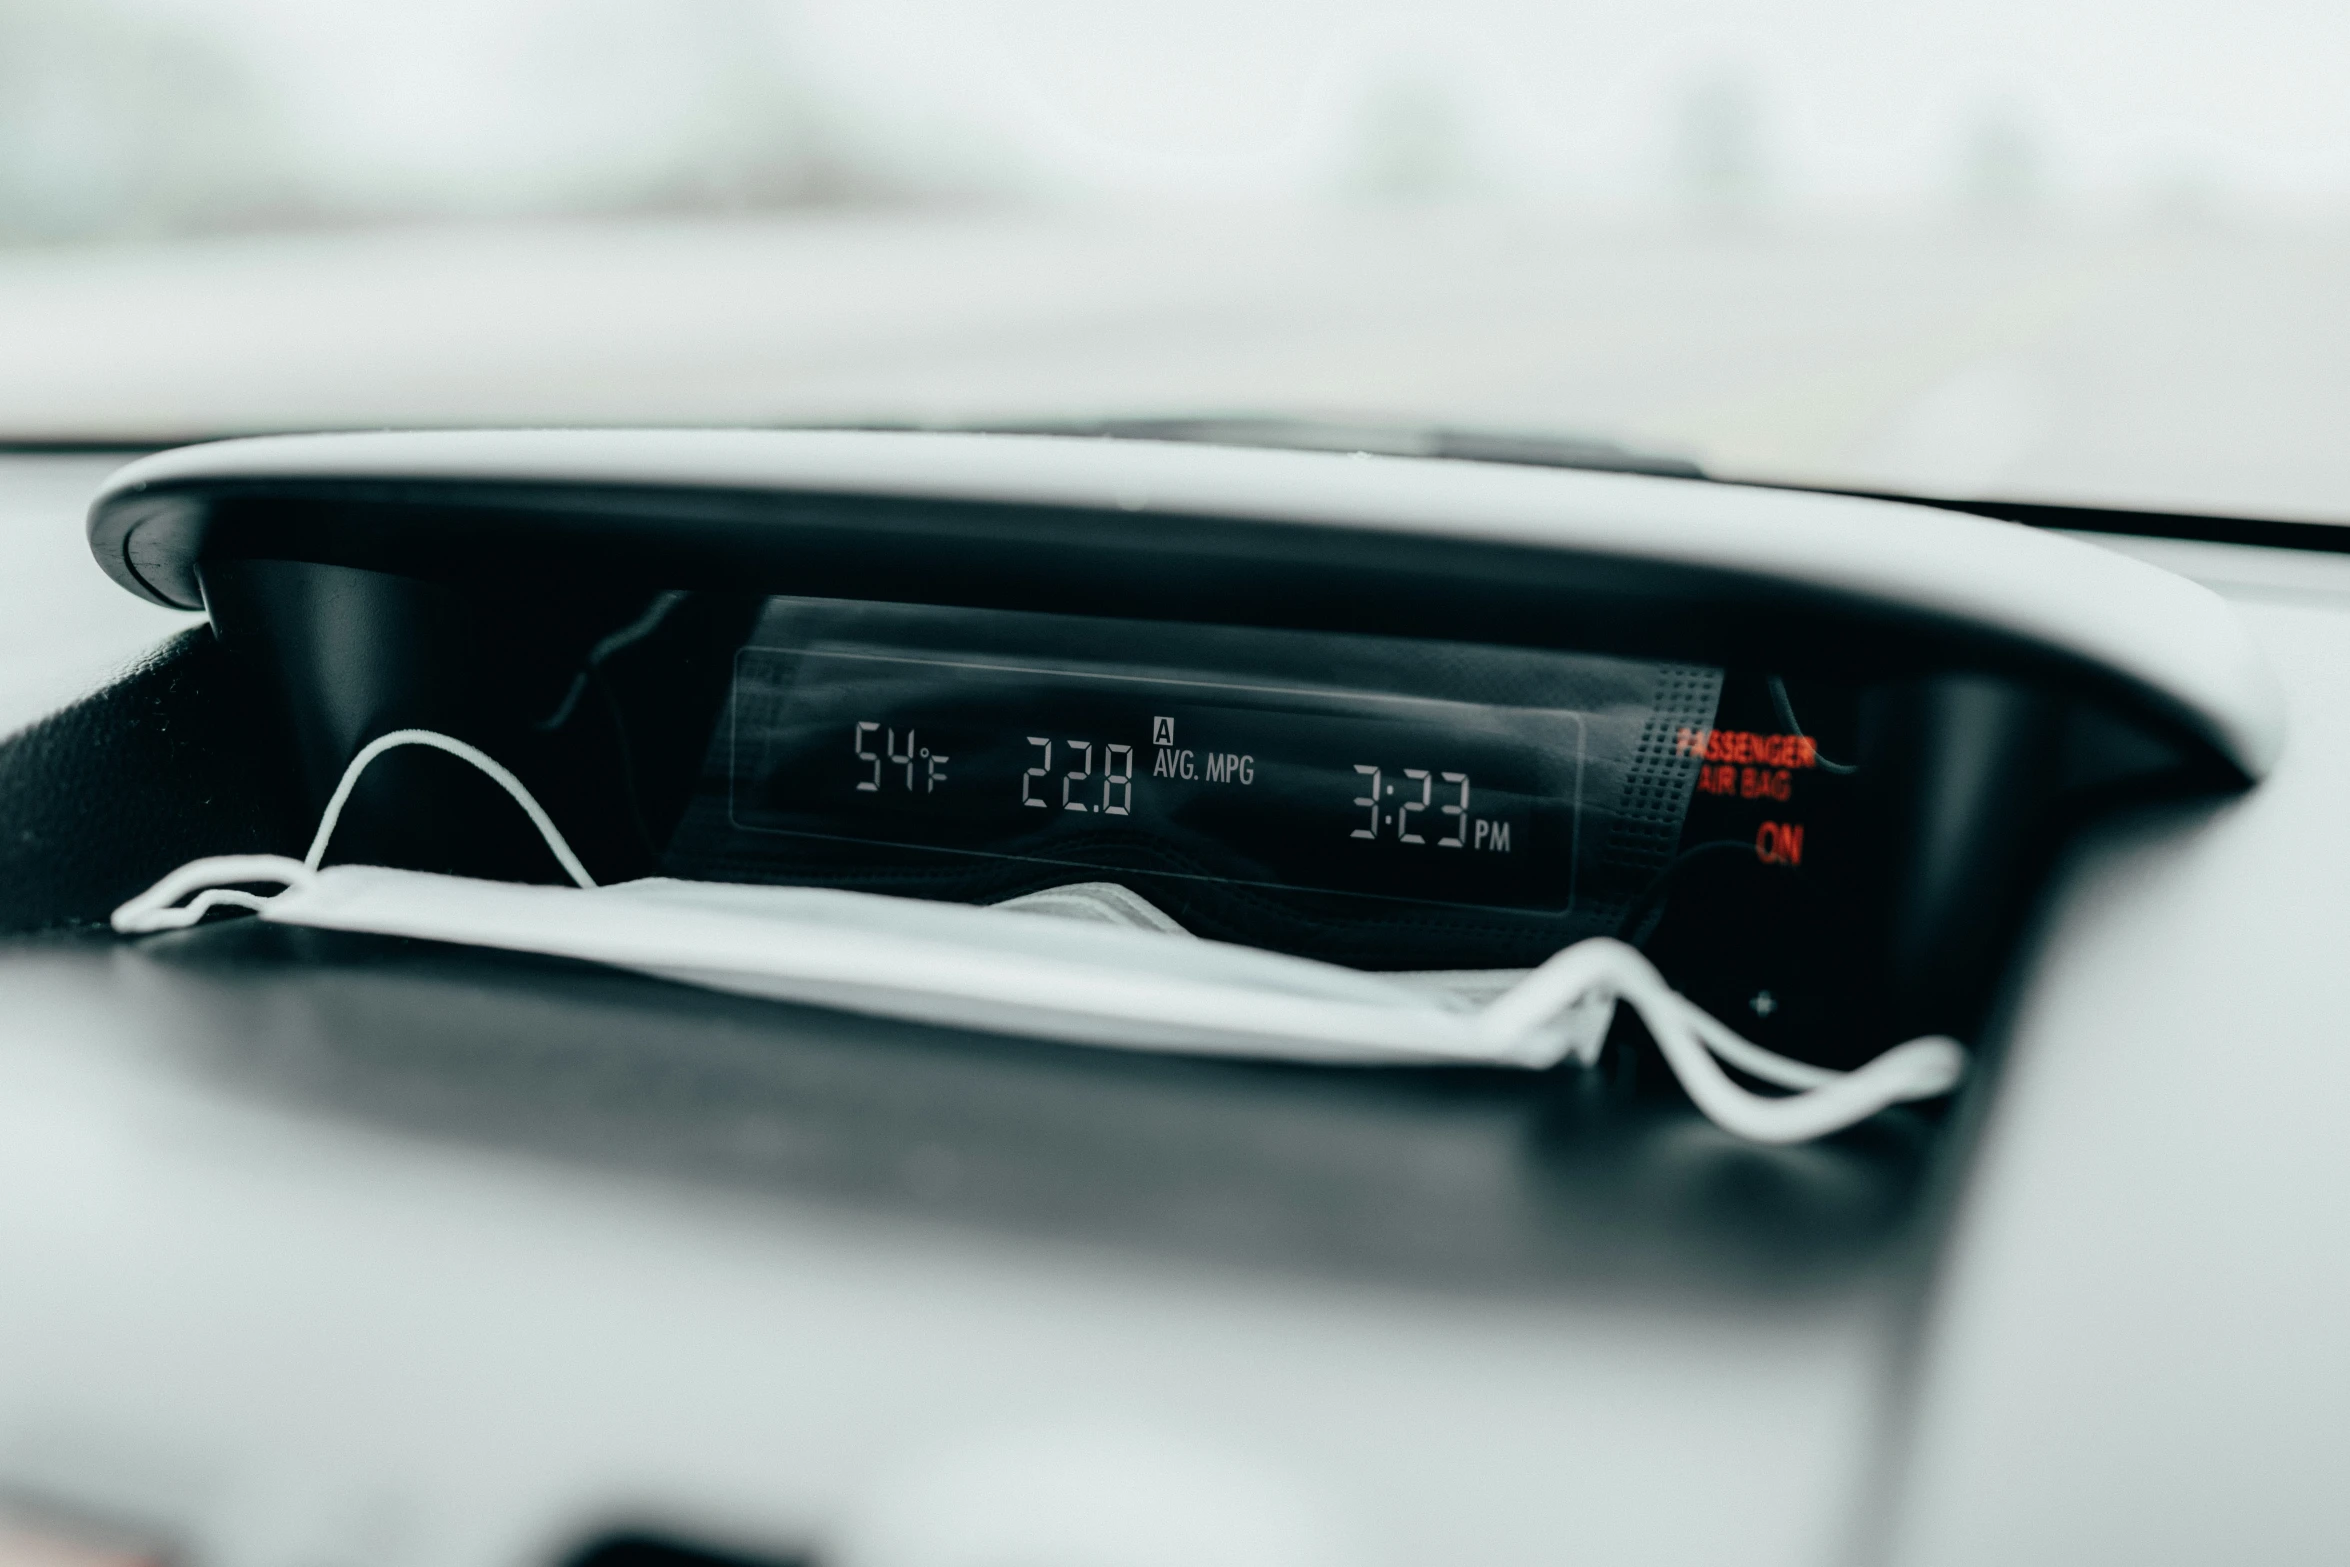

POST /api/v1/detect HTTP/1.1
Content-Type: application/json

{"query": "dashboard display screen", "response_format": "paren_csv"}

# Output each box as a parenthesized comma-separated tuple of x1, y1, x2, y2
(663, 597, 1722, 968)
(729, 647, 1586, 913)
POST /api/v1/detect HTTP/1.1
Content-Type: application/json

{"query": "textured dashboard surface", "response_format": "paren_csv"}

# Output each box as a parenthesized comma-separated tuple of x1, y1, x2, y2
(0, 629, 299, 932)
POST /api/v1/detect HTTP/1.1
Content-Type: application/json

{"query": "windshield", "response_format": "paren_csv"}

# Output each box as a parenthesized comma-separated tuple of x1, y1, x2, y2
(6, 1, 2349, 521)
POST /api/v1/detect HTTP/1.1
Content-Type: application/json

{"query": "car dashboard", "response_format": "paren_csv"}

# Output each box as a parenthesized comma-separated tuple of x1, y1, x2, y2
(0, 431, 2342, 1567)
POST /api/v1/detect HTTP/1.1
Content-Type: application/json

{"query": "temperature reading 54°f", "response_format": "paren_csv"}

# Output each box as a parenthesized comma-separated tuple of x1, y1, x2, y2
(1351, 766, 1511, 851)
(853, 721, 948, 792)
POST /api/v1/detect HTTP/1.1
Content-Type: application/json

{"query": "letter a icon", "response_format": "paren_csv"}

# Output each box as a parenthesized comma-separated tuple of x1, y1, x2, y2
(1152, 715, 1175, 746)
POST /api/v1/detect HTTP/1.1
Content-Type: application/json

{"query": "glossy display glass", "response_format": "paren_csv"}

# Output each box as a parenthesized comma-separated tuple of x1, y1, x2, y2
(654, 596, 1724, 974)
(729, 644, 1587, 913)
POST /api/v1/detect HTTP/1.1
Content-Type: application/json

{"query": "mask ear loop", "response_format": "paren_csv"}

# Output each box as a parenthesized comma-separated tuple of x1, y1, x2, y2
(113, 729, 596, 934)
(1476, 937, 1966, 1144)
(111, 853, 318, 933)
(303, 729, 596, 887)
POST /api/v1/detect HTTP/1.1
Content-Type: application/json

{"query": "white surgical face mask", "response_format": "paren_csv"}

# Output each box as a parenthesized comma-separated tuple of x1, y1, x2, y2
(113, 730, 1965, 1146)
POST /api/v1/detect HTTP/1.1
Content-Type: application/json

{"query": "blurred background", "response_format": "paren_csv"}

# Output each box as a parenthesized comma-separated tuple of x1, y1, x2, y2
(3, 0, 2349, 515)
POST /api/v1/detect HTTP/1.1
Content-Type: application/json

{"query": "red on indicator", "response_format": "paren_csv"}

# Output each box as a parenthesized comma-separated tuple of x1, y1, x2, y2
(1756, 820, 1805, 867)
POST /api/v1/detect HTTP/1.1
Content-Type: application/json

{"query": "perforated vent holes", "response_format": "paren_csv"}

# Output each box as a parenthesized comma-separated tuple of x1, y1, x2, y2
(1605, 663, 1724, 893)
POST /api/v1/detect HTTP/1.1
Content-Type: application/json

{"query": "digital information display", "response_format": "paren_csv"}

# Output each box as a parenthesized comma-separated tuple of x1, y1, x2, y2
(728, 647, 1590, 914)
